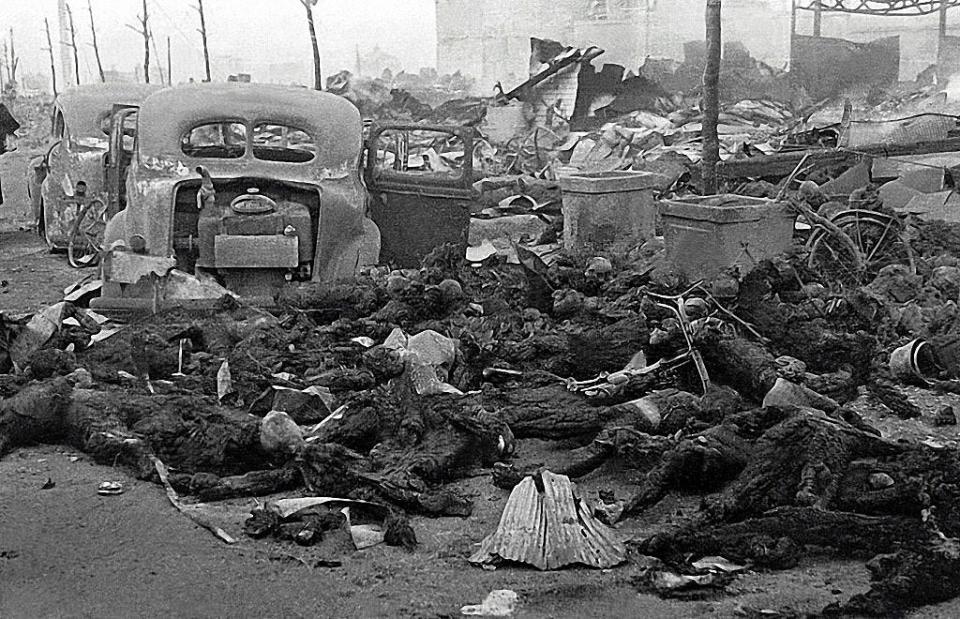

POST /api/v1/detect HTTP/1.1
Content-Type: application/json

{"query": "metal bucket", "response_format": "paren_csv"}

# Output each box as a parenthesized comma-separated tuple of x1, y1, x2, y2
(889, 339, 937, 384)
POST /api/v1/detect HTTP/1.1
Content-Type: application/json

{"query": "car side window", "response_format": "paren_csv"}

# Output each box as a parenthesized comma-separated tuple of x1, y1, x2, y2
(181, 122, 247, 158)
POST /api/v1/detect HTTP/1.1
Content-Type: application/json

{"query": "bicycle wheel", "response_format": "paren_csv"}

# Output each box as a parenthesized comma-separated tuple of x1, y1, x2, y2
(806, 209, 912, 286)
(68, 199, 108, 268)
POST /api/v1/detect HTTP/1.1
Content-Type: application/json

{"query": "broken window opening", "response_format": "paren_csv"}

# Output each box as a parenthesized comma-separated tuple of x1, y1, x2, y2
(373, 128, 466, 180)
(251, 123, 317, 163)
(181, 122, 247, 159)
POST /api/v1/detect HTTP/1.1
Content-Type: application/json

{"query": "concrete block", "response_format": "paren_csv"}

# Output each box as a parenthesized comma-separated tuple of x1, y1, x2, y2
(558, 170, 660, 255)
(879, 179, 923, 210)
(900, 190, 960, 222)
(660, 194, 795, 281)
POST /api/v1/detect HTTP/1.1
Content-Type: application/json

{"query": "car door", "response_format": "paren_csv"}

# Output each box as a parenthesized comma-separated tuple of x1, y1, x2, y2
(364, 123, 477, 268)
(103, 105, 139, 219)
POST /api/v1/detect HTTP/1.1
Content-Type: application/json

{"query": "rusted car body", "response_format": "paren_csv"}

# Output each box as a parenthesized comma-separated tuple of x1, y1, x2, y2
(28, 83, 160, 248)
(97, 83, 478, 309)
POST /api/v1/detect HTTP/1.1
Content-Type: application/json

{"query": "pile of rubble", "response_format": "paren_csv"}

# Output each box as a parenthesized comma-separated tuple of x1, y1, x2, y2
(6, 172, 960, 613)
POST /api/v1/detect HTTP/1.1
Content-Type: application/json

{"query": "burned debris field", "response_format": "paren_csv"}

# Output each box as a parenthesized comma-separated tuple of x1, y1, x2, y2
(10, 1, 960, 618)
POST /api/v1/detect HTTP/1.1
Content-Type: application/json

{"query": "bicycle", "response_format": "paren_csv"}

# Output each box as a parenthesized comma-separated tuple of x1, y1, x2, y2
(67, 196, 108, 269)
(804, 207, 916, 286)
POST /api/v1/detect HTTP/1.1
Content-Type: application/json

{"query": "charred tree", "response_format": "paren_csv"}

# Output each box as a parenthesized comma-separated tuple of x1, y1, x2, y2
(150, 30, 164, 85)
(87, 0, 105, 82)
(8, 28, 18, 86)
(66, 3, 80, 86)
(300, 0, 323, 90)
(127, 0, 151, 84)
(43, 19, 57, 98)
(195, 0, 211, 82)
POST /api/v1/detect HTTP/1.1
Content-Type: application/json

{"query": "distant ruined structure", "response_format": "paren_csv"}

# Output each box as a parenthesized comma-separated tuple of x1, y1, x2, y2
(435, 0, 958, 93)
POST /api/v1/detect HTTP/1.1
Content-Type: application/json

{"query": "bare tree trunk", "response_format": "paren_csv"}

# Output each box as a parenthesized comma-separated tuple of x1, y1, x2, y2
(301, 0, 323, 90)
(167, 36, 172, 86)
(141, 0, 150, 84)
(66, 2, 80, 86)
(8, 28, 18, 84)
(88, 0, 105, 83)
(701, 0, 722, 195)
(44, 19, 57, 98)
(196, 0, 211, 82)
(150, 30, 164, 85)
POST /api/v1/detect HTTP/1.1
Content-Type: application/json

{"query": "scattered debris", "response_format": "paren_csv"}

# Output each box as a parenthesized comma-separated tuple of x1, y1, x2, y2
(470, 470, 626, 570)
(460, 590, 519, 617)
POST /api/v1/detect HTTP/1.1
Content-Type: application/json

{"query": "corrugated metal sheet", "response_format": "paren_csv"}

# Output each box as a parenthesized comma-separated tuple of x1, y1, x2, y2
(843, 114, 960, 149)
(469, 470, 627, 570)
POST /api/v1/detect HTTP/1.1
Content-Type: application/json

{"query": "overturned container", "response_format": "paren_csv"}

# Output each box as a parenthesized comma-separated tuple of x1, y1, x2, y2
(660, 194, 795, 282)
(889, 338, 940, 385)
(558, 170, 663, 255)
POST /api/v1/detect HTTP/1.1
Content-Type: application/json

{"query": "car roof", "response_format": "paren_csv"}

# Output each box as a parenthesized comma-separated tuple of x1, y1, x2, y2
(56, 83, 162, 139)
(136, 83, 362, 167)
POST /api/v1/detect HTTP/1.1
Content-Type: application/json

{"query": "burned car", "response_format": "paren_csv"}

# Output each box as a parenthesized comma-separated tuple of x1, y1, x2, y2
(27, 83, 160, 249)
(96, 83, 476, 310)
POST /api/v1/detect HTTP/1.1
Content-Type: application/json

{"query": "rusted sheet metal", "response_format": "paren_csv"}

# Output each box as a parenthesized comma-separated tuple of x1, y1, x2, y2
(469, 470, 627, 570)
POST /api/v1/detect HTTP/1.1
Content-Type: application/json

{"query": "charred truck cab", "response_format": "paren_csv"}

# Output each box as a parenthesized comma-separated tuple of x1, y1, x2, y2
(98, 84, 380, 306)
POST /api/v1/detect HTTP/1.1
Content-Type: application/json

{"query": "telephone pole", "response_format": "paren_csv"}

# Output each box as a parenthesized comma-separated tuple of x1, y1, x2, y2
(702, 0, 721, 195)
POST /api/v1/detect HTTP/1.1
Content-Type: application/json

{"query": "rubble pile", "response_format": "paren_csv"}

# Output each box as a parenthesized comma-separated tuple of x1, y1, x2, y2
(5, 174, 960, 613)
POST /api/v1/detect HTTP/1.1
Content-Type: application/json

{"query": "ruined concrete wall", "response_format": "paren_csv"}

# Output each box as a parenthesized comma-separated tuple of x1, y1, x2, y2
(435, 0, 576, 92)
(794, 10, 955, 82)
(436, 0, 956, 94)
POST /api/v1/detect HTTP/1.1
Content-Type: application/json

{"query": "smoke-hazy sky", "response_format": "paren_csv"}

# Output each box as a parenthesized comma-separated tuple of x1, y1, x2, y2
(0, 0, 437, 86)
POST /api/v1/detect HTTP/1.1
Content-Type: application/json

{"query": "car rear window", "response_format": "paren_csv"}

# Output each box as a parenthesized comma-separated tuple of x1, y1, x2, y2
(252, 124, 316, 163)
(181, 122, 247, 158)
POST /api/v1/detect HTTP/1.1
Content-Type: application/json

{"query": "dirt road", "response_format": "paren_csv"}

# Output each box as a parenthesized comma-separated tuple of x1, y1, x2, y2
(0, 150, 79, 315)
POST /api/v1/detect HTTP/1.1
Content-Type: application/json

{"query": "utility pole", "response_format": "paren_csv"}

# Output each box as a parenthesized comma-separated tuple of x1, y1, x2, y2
(88, 0, 105, 82)
(66, 2, 80, 86)
(167, 36, 172, 86)
(127, 0, 151, 84)
(195, 0, 212, 82)
(44, 18, 58, 98)
(813, 0, 822, 37)
(300, 0, 323, 90)
(702, 0, 721, 195)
